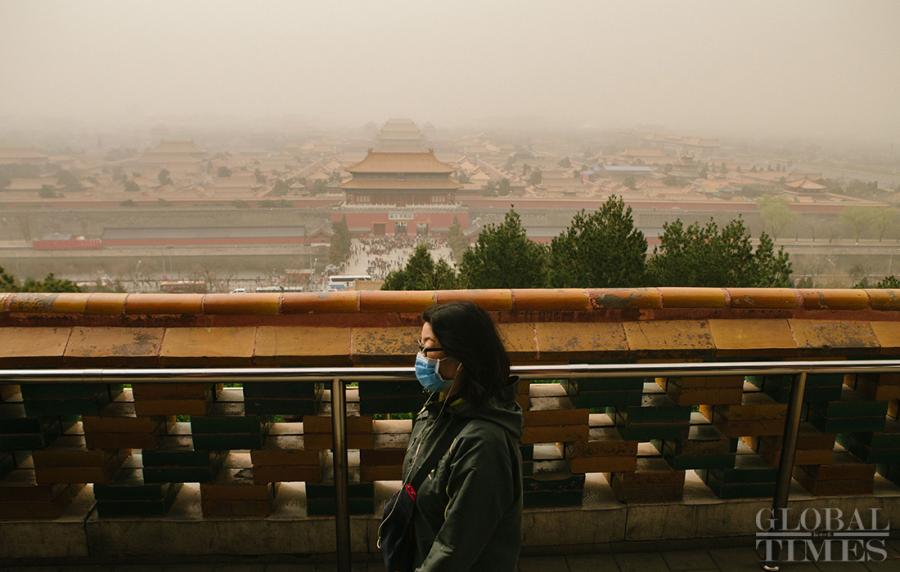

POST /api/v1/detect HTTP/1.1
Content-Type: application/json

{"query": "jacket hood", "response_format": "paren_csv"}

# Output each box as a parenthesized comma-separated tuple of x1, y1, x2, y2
(449, 375, 523, 439)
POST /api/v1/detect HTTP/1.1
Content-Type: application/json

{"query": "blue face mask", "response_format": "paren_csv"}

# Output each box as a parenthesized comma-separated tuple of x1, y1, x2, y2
(415, 352, 452, 393)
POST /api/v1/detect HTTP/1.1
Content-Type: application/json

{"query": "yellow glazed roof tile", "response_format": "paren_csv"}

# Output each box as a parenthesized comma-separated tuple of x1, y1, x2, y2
(125, 293, 204, 314)
(203, 293, 281, 315)
(0, 288, 898, 315)
(870, 321, 900, 351)
(497, 322, 539, 357)
(535, 321, 629, 355)
(64, 327, 164, 360)
(351, 326, 420, 364)
(281, 291, 359, 313)
(512, 289, 592, 311)
(623, 320, 715, 351)
(789, 319, 879, 349)
(588, 288, 663, 310)
(434, 289, 514, 311)
(160, 327, 257, 359)
(659, 287, 728, 308)
(799, 289, 870, 310)
(359, 290, 435, 313)
(708, 319, 796, 350)
(725, 288, 803, 309)
(866, 290, 900, 311)
(0, 327, 71, 360)
(254, 326, 352, 364)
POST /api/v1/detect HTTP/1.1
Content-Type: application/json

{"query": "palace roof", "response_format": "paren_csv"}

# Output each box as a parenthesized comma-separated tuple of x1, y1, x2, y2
(346, 150, 455, 174)
(342, 177, 460, 190)
(145, 140, 206, 156)
(786, 178, 827, 191)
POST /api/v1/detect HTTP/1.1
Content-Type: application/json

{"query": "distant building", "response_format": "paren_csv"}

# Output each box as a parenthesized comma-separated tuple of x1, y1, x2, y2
(375, 118, 428, 152)
(618, 147, 670, 165)
(206, 173, 263, 197)
(2, 177, 61, 192)
(595, 165, 656, 178)
(0, 148, 48, 166)
(342, 149, 460, 206)
(338, 134, 466, 236)
(785, 178, 827, 193)
(134, 139, 207, 177)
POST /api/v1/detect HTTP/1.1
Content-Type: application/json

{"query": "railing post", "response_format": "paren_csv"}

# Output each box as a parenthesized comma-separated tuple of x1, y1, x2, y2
(331, 376, 351, 572)
(762, 370, 808, 571)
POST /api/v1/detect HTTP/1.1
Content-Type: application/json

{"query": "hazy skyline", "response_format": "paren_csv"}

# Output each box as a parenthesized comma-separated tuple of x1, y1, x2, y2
(1, 0, 898, 143)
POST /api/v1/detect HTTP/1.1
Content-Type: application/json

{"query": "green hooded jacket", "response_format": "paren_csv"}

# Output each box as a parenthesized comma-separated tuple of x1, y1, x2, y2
(401, 378, 524, 572)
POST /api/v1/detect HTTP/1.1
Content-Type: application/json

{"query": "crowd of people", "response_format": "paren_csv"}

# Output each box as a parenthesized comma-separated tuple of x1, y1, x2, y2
(344, 235, 452, 280)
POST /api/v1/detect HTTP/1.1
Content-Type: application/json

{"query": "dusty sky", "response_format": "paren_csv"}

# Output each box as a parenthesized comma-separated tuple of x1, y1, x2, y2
(0, 0, 898, 142)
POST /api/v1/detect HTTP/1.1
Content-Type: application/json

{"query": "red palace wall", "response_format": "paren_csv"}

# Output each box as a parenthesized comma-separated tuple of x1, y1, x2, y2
(331, 211, 471, 235)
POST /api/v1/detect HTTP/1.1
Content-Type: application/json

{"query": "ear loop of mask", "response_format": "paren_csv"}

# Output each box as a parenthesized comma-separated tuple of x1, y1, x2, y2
(377, 389, 451, 548)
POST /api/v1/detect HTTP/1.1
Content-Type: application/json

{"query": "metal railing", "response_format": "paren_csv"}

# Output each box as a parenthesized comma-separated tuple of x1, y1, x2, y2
(4, 359, 900, 572)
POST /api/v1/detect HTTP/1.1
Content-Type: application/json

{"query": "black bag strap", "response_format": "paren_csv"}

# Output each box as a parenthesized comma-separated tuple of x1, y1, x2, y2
(407, 415, 468, 492)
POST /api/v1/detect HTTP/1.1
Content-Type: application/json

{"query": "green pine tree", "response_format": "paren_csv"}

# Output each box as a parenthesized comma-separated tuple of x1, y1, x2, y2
(382, 244, 459, 290)
(749, 232, 793, 287)
(0, 266, 16, 292)
(329, 216, 352, 265)
(547, 195, 647, 287)
(856, 275, 900, 289)
(459, 209, 547, 288)
(446, 217, 469, 263)
(0, 266, 80, 292)
(647, 217, 792, 287)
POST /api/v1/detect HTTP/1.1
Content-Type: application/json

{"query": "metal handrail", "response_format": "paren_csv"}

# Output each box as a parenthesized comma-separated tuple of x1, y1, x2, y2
(3, 359, 900, 572)
(2, 359, 900, 383)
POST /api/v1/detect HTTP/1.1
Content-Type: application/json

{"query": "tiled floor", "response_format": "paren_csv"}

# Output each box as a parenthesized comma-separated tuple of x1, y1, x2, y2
(5, 543, 900, 571)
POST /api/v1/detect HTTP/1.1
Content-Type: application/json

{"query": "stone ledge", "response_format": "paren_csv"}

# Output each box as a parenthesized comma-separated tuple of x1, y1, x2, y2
(1, 319, 898, 367)
(0, 484, 93, 559)
(4, 472, 900, 562)
(3, 288, 899, 318)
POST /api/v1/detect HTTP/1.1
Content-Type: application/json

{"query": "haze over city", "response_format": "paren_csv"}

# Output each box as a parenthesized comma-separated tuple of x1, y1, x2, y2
(1, 0, 899, 143)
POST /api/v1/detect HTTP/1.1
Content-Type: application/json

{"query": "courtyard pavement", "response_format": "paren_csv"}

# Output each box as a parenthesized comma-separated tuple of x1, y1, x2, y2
(6, 543, 900, 572)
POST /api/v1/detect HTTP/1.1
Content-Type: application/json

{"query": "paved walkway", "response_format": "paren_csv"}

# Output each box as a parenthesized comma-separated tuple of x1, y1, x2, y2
(343, 238, 454, 280)
(6, 544, 900, 571)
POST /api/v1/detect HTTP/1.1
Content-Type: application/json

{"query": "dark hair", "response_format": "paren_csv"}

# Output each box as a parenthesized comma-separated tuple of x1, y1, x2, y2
(422, 301, 510, 406)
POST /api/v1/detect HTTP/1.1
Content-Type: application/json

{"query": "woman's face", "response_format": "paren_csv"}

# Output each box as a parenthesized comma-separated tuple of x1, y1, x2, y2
(420, 322, 461, 381)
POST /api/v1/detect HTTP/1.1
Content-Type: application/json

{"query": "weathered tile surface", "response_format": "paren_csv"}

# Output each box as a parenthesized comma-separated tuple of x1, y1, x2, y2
(623, 320, 715, 351)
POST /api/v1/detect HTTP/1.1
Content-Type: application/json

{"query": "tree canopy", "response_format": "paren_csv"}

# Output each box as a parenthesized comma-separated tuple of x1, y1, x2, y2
(841, 207, 874, 241)
(548, 195, 647, 288)
(0, 266, 80, 293)
(329, 216, 352, 265)
(157, 169, 173, 186)
(382, 244, 458, 290)
(757, 196, 795, 238)
(270, 179, 291, 196)
(458, 210, 547, 288)
(56, 169, 82, 192)
(647, 217, 792, 287)
(446, 216, 469, 264)
(839, 207, 900, 241)
(380, 204, 796, 290)
(855, 275, 900, 289)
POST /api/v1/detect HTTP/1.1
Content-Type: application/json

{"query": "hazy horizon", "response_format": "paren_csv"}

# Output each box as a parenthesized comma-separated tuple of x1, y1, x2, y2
(1, 0, 898, 145)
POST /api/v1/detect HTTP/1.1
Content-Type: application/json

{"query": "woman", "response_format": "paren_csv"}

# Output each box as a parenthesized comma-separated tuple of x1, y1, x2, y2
(402, 301, 523, 571)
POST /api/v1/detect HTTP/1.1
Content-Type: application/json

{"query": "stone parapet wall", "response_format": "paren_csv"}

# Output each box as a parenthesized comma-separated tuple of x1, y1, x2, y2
(2, 287, 900, 318)
(0, 288, 899, 562)
(0, 289, 898, 367)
